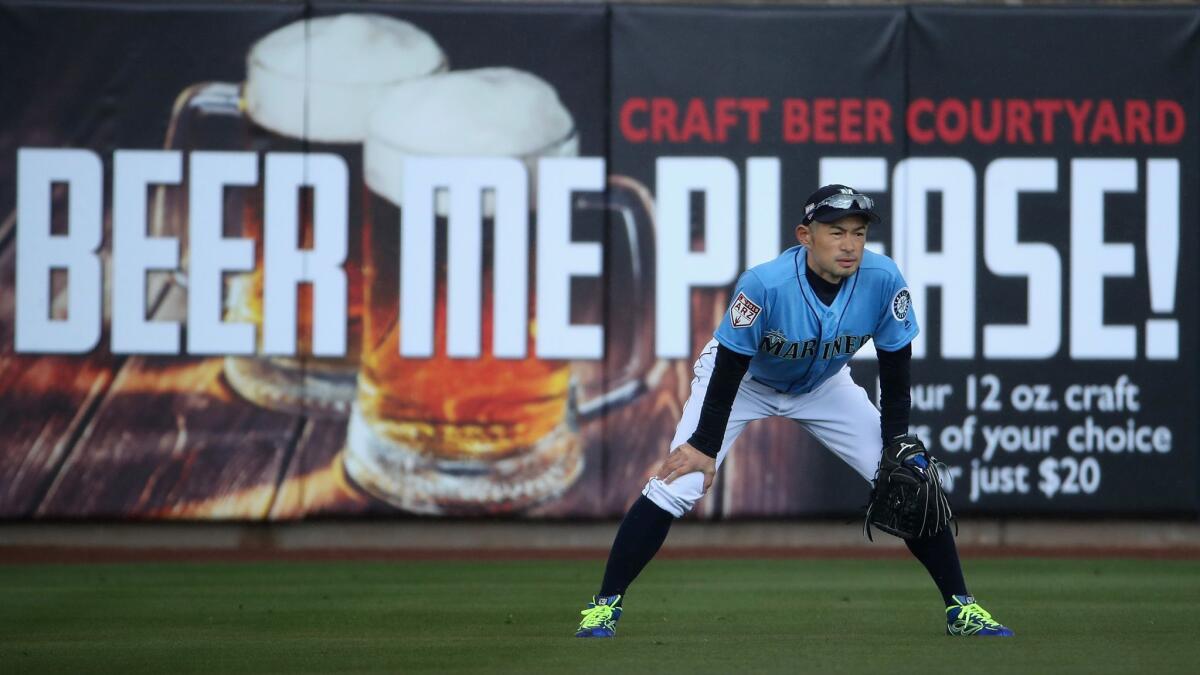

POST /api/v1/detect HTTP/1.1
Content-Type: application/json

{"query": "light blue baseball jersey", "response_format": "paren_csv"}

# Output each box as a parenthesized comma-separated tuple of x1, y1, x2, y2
(714, 246, 918, 395)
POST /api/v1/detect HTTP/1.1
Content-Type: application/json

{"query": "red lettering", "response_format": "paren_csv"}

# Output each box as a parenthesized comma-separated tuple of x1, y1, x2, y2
(1031, 99, 1063, 143)
(620, 98, 648, 143)
(713, 98, 737, 143)
(680, 98, 713, 142)
(1123, 100, 1152, 144)
(623, 96, 1181, 147)
(813, 98, 837, 143)
(1063, 100, 1093, 144)
(651, 98, 680, 142)
(936, 98, 968, 144)
(1005, 99, 1033, 144)
(739, 98, 770, 143)
(1089, 99, 1122, 144)
(969, 99, 1002, 144)
(783, 98, 810, 142)
(906, 98, 935, 144)
(839, 98, 863, 143)
(866, 99, 893, 143)
(1156, 99, 1186, 144)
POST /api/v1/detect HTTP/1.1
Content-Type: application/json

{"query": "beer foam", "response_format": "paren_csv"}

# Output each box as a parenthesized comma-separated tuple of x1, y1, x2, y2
(245, 14, 445, 142)
(365, 68, 578, 207)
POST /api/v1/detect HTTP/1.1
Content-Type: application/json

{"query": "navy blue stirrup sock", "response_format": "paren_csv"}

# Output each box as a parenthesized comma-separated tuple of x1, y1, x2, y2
(598, 495, 674, 598)
(905, 526, 968, 606)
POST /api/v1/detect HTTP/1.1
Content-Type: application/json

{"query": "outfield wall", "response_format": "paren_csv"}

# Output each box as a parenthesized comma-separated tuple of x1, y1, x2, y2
(1, 1, 1197, 521)
(4, 520, 1200, 561)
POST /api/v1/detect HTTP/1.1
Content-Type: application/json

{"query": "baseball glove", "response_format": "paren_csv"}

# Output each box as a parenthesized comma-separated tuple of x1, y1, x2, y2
(864, 435, 954, 541)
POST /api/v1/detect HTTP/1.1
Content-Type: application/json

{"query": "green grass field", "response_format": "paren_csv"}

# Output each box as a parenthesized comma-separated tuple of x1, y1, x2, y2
(2, 557, 1198, 674)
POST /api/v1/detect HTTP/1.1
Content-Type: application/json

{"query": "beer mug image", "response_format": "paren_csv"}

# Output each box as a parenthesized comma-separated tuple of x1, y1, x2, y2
(345, 68, 658, 514)
(153, 14, 446, 416)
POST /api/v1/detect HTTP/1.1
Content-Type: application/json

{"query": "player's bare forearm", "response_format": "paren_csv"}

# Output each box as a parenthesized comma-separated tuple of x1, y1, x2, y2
(656, 443, 716, 492)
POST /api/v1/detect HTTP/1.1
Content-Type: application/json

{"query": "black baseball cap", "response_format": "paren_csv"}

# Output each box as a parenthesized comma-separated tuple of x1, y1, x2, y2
(802, 184, 881, 225)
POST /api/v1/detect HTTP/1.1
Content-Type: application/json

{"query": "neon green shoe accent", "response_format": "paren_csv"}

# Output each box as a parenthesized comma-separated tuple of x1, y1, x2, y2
(577, 594, 622, 635)
(946, 595, 1011, 636)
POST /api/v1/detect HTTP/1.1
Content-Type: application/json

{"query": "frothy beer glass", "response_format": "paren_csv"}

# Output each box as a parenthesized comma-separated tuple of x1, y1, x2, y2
(156, 14, 446, 416)
(346, 68, 657, 514)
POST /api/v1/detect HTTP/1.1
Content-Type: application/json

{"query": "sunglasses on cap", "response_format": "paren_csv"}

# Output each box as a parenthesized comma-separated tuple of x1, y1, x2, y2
(804, 193, 875, 222)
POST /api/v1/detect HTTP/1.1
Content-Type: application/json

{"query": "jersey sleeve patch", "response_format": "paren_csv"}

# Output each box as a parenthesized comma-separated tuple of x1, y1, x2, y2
(730, 292, 762, 328)
(891, 287, 911, 321)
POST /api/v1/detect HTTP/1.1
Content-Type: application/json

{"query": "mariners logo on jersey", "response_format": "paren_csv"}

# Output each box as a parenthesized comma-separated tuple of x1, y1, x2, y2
(759, 328, 873, 361)
(892, 288, 912, 321)
(715, 246, 919, 395)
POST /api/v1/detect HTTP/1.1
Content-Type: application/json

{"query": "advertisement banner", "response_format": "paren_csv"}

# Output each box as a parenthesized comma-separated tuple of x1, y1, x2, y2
(0, 2, 1195, 520)
(1, 1, 613, 520)
(898, 7, 1200, 513)
(609, 5, 1198, 517)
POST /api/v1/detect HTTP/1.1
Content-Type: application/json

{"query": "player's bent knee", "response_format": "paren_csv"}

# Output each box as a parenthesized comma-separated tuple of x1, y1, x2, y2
(641, 478, 697, 518)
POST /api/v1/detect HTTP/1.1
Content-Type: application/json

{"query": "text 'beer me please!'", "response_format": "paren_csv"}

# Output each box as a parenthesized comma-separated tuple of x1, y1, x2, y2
(16, 149, 1181, 362)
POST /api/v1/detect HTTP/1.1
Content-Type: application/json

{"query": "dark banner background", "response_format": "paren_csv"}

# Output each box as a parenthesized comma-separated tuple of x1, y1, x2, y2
(611, 5, 1198, 516)
(901, 7, 1199, 513)
(0, 1, 1196, 520)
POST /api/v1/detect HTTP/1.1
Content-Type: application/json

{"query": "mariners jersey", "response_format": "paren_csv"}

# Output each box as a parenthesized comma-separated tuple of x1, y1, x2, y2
(714, 246, 918, 395)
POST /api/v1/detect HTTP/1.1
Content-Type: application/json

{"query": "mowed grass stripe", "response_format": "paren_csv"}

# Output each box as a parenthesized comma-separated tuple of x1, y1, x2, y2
(1, 558, 1197, 674)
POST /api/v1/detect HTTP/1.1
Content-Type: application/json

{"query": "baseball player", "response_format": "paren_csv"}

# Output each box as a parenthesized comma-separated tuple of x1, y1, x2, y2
(574, 185, 1013, 638)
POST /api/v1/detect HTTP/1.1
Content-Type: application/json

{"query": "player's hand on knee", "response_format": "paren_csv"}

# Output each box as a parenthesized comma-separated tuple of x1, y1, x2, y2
(656, 443, 716, 492)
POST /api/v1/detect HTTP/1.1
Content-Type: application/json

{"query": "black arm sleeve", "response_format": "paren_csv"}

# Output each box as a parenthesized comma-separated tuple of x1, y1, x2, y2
(876, 343, 912, 444)
(686, 344, 752, 458)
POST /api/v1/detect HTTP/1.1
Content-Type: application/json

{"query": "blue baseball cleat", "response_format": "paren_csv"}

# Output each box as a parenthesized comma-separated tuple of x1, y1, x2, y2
(946, 595, 1014, 637)
(575, 594, 622, 638)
